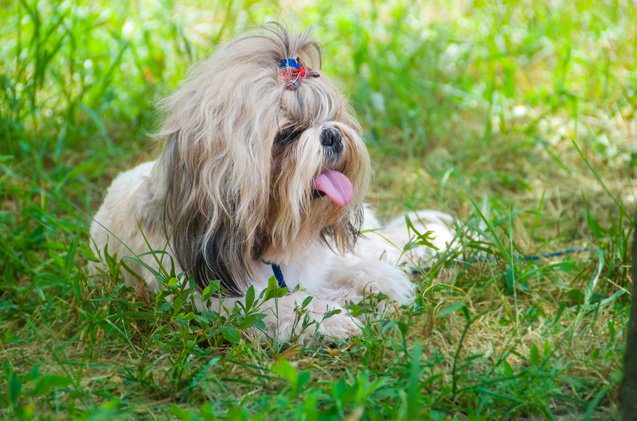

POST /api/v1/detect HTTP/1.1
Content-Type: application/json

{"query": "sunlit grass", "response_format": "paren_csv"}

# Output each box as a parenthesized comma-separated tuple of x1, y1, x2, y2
(1, 0, 635, 418)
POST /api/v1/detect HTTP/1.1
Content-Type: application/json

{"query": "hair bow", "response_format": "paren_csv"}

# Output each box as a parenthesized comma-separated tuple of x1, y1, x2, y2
(279, 57, 320, 91)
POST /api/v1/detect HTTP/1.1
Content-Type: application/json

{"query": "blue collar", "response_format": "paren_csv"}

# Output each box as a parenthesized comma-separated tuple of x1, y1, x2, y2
(270, 264, 287, 289)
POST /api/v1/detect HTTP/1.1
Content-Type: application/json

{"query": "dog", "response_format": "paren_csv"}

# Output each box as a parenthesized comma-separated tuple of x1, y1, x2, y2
(89, 24, 454, 341)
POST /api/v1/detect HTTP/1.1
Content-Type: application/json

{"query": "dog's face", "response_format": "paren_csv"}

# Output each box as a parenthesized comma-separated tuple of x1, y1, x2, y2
(264, 85, 370, 261)
(153, 25, 370, 294)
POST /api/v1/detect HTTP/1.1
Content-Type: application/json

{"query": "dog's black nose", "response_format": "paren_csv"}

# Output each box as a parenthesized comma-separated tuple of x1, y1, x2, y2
(320, 128, 343, 153)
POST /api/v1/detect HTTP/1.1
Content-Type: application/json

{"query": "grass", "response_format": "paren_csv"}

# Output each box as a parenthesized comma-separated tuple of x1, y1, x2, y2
(1, 0, 635, 418)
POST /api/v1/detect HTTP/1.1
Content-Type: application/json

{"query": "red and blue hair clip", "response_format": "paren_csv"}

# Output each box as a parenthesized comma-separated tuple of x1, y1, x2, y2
(279, 57, 320, 91)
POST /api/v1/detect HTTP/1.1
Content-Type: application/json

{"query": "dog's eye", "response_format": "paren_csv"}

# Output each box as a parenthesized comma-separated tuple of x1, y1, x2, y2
(275, 127, 305, 145)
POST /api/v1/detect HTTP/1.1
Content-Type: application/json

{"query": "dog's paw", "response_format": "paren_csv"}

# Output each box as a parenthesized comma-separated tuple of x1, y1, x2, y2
(335, 259, 417, 305)
(315, 311, 362, 340)
(364, 260, 416, 305)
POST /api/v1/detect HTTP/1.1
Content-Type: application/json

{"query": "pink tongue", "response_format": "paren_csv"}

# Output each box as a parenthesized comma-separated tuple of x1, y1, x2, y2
(313, 169, 353, 206)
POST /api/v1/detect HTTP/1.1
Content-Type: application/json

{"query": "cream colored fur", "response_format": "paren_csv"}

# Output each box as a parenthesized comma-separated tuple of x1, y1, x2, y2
(90, 161, 455, 341)
(89, 25, 456, 342)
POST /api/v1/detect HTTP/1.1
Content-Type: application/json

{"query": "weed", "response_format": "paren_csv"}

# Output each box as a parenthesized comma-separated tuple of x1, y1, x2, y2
(1, 0, 634, 418)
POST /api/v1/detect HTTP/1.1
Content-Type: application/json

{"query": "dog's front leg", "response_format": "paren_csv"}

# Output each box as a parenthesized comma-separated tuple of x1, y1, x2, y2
(324, 257, 416, 306)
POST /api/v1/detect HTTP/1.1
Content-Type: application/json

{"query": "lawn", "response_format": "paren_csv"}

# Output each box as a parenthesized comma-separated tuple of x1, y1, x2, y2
(1, 0, 635, 419)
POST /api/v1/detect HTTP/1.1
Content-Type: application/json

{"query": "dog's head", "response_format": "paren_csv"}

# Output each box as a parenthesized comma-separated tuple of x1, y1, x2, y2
(154, 24, 370, 294)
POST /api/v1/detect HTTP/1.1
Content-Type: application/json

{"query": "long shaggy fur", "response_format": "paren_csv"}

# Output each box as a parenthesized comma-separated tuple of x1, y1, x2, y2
(90, 24, 454, 341)
(150, 25, 369, 295)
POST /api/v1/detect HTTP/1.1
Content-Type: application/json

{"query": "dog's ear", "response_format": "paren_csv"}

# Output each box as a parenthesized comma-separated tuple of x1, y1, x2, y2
(193, 226, 247, 296)
(170, 207, 247, 296)
(156, 137, 250, 296)
(153, 35, 287, 294)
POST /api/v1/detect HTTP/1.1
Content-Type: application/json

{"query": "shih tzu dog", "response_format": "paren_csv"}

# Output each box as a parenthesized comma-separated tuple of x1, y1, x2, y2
(90, 24, 454, 341)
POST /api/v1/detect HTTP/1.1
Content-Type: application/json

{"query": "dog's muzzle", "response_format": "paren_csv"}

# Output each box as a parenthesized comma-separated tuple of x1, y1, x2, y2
(320, 127, 343, 155)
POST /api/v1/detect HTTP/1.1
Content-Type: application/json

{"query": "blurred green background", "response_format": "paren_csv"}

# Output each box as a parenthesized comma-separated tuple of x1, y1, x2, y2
(1, 0, 635, 418)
